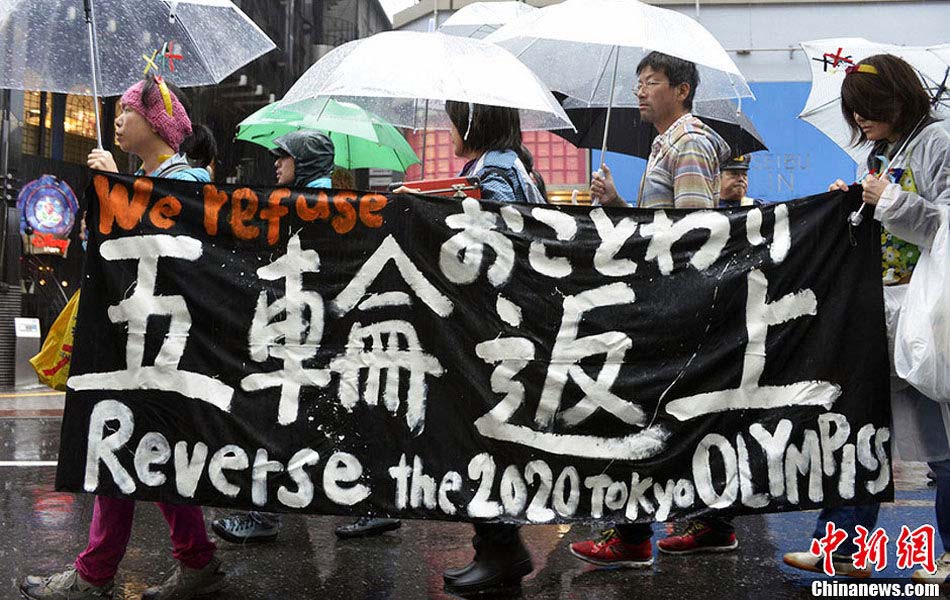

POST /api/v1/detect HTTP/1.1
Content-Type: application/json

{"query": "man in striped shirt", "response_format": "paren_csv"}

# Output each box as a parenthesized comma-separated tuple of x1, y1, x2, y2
(573, 52, 739, 569)
(591, 51, 732, 209)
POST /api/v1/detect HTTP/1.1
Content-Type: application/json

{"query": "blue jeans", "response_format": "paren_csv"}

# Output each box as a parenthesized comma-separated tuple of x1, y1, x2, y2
(814, 459, 950, 555)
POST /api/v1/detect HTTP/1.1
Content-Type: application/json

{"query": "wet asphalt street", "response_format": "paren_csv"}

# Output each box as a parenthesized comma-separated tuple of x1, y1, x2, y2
(0, 390, 945, 600)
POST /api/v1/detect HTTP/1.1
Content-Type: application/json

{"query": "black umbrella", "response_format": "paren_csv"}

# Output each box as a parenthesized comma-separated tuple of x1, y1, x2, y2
(551, 97, 768, 159)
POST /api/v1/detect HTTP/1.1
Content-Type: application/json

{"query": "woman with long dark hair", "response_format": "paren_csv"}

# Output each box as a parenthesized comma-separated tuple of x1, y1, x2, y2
(20, 75, 225, 600)
(784, 54, 950, 583)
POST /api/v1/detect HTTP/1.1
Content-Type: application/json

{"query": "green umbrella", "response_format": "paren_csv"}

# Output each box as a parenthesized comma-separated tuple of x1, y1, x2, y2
(237, 100, 420, 172)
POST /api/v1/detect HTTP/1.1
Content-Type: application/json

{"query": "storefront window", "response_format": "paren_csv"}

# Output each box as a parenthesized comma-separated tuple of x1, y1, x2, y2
(22, 91, 104, 164)
(62, 94, 99, 164)
(22, 91, 52, 158)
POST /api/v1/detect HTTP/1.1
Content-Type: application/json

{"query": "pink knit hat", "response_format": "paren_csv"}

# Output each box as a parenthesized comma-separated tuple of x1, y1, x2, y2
(120, 77, 192, 152)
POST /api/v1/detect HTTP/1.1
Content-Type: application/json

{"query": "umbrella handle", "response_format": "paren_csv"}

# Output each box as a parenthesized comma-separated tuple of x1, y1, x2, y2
(420, 99, 430, 180)
(848, 203, 865, 226)
(83, 0, 104, 149)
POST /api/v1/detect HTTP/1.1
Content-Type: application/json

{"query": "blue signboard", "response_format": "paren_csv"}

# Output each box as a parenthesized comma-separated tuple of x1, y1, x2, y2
(592, 82, 858, 205)
(17, 174, 79, 256)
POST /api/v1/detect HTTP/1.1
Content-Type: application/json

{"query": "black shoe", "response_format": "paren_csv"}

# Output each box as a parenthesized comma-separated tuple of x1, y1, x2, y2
(444, 540, 532, 596)
(443, 561, 477, 584)
(212, 512, 280, 544)
(334, 517, 402, 539)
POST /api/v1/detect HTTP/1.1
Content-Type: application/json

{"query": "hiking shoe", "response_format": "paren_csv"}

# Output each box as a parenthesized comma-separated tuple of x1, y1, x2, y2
(211, 512, 279, 544)
(334, 517, 401, 539)
(141, 557, 225, 600)
(657, 521, 739, 555)
(569, 528, 653, 568)
(19, 566, 114, 599)
(783, 551, 871, 578)
(912, 551, 950, 584)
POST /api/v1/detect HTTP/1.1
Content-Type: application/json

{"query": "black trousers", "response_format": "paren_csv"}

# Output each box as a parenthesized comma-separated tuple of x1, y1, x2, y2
(473, 523, 522, 547)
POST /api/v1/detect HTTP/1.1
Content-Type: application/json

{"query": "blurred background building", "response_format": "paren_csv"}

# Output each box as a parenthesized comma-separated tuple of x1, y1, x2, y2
(0, 0, 391, 363)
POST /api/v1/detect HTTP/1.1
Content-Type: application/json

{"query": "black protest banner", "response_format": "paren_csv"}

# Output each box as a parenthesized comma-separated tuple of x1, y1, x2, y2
(56, 173, 892, 524)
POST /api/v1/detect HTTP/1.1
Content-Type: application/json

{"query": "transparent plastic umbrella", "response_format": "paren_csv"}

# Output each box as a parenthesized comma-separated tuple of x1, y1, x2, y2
(0, 0, 275, 145)
(274, 31, 573, 133)
(486, 0, 753, 162)
(438, 1, 538, 39)
(799, 38, 950, 163)
(486, 0, 752, 106)
(236, 100, 420, 172)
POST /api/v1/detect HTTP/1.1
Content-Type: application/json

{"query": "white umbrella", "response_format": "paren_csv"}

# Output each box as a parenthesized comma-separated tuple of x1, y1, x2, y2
(486, 0, 753, 162)
(433, 1, 539, 175)
(799, 38, 950, 163)
(0, 0, 275, 146)
(438, 1, 538, 39)
(274, 31, 573, 133)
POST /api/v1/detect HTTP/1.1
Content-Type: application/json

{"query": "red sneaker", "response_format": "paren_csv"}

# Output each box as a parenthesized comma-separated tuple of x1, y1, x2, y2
(569, 529, 653, 568)
(657, 521, 738, 555)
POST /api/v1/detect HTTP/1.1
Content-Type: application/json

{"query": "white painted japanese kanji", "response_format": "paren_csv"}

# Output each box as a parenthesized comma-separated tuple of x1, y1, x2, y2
(241, 234, 330, 425)
(69, 235, 234, 411)
(473, 286, 671, 460)
(665, 269, 840, 421)
(643, 210, 730, 276)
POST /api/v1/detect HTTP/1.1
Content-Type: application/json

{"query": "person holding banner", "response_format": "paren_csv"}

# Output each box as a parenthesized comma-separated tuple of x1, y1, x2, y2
(572, 52, 739, 569)
(21, 75, 224, 600)
(589, 51, 732, 209)
(398, 101, 546, 207)
(782, 54, 950, 583)
(395, 100, 543, 596)
(270, 129, 336, 189)
(211, 129, 403, 543)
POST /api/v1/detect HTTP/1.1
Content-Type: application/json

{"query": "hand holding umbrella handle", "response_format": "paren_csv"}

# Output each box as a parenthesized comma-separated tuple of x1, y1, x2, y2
(591, 164, 624, 207)
(848, 114, 926, 226)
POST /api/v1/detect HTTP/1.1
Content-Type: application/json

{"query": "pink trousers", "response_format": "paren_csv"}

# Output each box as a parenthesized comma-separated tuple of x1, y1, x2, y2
(74, 496, 216, 586)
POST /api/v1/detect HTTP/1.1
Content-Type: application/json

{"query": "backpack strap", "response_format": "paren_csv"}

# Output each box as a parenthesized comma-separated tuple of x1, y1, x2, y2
(479, 166, 517, 192)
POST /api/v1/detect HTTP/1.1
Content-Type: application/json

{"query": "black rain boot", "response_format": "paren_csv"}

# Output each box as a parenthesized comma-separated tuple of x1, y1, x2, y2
(444, 535, 482, 584)
(444, 537, 532, 596)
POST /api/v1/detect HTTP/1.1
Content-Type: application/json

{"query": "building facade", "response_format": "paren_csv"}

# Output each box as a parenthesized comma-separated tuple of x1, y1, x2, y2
(0, 0, 391, 355)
